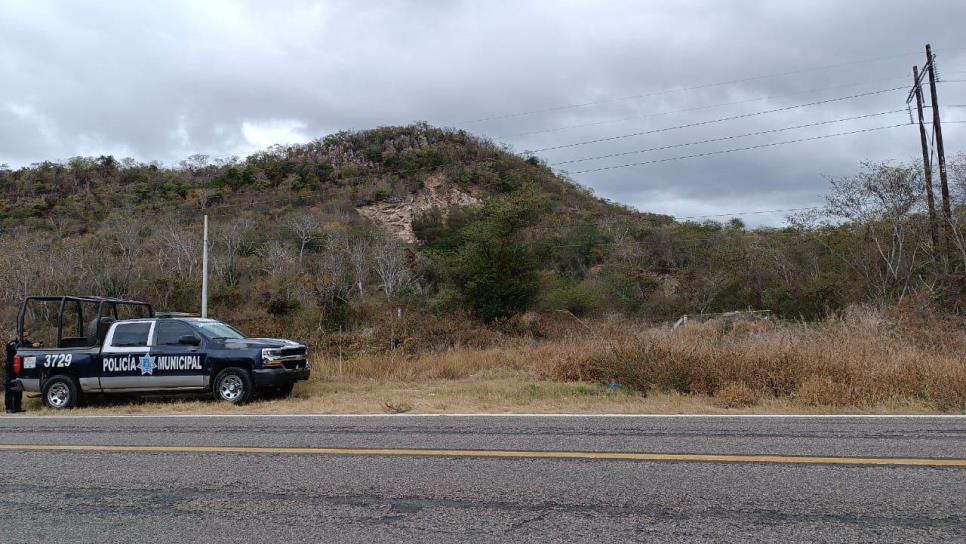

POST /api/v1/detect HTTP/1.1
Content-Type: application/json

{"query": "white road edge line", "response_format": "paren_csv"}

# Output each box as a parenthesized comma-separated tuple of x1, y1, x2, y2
(2, 413, 965, 419)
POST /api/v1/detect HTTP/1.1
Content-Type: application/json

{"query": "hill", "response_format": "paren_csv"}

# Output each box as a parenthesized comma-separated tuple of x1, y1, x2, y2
(0, 124, 678, 337)
(1, 123, 962, 351)
(0, 123, 656, 235)
(3, 123, 965, 412)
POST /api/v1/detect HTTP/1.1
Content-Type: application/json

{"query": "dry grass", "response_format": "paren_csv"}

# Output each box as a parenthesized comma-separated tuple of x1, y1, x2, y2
(713, 383, 761, 409)
(312, 306, 966, 412)
(22, 378, 941, 416)
(15, 306, 966, 415)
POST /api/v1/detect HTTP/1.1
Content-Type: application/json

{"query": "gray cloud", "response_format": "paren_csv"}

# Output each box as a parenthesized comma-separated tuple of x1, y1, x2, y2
(1, 0, 964, 225)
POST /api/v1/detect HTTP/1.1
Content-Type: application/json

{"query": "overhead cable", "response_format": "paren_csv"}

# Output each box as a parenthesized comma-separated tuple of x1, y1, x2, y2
(527, 87, 906, 153)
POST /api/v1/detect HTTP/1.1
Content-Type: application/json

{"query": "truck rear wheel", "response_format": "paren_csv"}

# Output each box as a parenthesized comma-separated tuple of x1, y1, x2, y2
(43, 376, 80, 410)
(213, 367, 254, 405)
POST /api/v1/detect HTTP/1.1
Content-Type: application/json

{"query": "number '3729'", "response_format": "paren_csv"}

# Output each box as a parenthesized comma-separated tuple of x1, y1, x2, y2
(43, 354, 72, 367)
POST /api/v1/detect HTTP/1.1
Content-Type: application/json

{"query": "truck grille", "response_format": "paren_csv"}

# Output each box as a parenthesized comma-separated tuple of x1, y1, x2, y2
(281, 347, 306, 358)
(281, 346, 307, 370)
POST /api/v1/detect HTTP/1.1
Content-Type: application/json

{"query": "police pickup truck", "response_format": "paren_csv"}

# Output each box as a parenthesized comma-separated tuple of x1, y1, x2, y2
(10, 296, 309, 409)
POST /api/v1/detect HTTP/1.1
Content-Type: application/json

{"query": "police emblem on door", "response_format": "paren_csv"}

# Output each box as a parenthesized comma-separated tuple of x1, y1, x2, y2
(137, 354, 156, 375)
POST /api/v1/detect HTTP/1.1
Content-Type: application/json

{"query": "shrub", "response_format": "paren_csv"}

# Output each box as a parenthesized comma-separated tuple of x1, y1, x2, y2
(543, 280, 600, 316)
(540, 308, 966, 410)
(713, 382, 760, 408)
(267, 296, 300, 316)
(794, 376, 853, 407)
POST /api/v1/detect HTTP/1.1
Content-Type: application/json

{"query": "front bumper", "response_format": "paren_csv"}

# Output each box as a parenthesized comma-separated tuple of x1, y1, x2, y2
(252, 367, 310, 388)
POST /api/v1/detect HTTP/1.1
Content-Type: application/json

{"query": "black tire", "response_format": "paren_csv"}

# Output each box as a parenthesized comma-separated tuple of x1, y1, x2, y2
(212, 367, 254, 405)
(262, 382, 295, 400)
(42, 375, 80, 410)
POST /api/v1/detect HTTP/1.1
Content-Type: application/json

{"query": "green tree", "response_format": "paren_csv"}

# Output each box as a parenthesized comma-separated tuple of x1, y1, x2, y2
(445, 187, 546, 320)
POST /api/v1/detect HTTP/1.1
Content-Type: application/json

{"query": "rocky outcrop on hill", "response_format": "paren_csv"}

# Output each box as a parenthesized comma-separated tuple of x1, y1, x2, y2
(357, 173, 480, 242)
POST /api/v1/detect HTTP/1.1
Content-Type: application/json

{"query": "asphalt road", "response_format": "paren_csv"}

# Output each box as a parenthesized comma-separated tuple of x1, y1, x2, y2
(0, 414, 962, 543)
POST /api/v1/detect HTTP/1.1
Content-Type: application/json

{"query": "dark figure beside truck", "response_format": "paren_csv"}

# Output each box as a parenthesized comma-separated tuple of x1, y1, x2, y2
(8, 296, 309, 410)
(4, 338, 23, 413)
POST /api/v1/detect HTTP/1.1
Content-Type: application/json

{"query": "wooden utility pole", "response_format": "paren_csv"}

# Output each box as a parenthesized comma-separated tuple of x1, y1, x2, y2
(913, 65, 939, 252)
(925, 44, 953, 260)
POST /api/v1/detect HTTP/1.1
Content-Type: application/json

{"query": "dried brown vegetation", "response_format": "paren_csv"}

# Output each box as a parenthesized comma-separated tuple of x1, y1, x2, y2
(23, 307, 962, 415)
(311, 307, 965, 411)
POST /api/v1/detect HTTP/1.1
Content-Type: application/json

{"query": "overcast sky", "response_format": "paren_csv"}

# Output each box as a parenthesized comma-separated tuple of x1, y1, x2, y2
(1, 0, 965, 224)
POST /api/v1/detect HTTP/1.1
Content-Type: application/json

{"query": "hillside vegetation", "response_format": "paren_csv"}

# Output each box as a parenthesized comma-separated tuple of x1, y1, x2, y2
(2, 123, 965, 411)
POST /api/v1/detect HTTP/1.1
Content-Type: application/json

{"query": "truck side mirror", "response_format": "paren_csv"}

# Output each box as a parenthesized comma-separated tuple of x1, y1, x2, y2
(178, 335, 201, 346)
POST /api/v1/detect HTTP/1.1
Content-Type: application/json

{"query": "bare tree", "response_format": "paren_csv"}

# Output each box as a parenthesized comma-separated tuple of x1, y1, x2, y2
(255, 241, 302, 307)
(195, 188, 218, 210)
(104, 216, 148, 290)
(213, 216, 254, 286)
(153, 218, 202, 281)
(0, 231, 51, 305)
(312, 242, 354, 329)
(348, 234, 371, 298)
(178, 154, 218, 210)
(373, 237, 412, 300)
(823, 162, 926, 301)
(943, 153, 966, 267)
(696, 270, 730, 313)
(256, 241, 298, 279)
(287, 213, 322, 265)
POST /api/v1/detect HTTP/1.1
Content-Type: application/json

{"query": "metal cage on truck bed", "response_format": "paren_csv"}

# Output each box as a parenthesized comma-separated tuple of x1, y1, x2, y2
(17, 296, 154, 349)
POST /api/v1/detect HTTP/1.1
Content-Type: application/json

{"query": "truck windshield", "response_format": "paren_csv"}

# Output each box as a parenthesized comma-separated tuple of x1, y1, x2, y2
(197, 321, 246, 340)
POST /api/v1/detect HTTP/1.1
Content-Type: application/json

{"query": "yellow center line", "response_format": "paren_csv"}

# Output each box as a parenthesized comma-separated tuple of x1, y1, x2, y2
(0, 444, 963, 467)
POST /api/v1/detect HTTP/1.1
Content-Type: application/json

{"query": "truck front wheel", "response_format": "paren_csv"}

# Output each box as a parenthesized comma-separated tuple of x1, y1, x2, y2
(213, 367, 254, 405)
(43, 376, 80, 410)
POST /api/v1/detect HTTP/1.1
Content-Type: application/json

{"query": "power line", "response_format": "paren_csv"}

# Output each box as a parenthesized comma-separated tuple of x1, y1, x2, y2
(499, 70, 966, 140)
(189, 120, 966, 213)
(498, 76, 916, 140)
(550, 109, 908, 166)
(675, 207, 821, 220)
(562, 123, 911, 175)
(527, 87, 907, 153)
(455, 51, 921, 125)
(500, 71, 965, 142)
(230, 101, 937, 195)
(563, 120, 966, 175)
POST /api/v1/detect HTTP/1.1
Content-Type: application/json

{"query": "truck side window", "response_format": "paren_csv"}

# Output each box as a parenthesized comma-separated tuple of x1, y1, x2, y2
(154, 321, 196, 346)
(111, 322, 151, 347)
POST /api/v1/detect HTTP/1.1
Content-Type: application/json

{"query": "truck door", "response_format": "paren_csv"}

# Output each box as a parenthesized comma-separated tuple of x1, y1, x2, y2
(149, 320, 206, 389)
(99, 320, 156, 391)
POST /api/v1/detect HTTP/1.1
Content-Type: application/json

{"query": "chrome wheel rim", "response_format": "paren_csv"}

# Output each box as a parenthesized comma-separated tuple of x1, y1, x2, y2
(218, 375, 244, 401)
(47, 383, 71, 408)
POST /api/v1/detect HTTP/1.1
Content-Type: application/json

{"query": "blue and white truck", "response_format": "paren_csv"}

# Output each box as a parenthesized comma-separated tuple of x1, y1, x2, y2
(9, 296, 309, 409)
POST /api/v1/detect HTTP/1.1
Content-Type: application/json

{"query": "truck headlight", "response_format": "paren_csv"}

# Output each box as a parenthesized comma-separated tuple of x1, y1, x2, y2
(261, 348, 283, 366)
